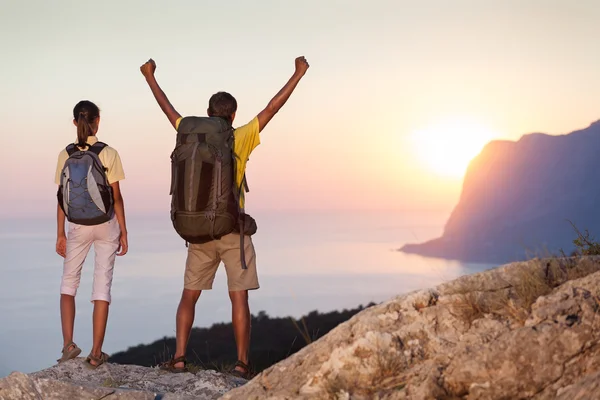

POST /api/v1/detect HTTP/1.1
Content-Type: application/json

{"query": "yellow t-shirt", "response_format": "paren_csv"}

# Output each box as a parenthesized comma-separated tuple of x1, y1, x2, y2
(175, 117, 260, 209)
(54, 136, 125, 185)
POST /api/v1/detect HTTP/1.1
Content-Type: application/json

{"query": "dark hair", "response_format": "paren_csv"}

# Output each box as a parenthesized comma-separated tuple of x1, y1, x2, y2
(208, 92, 237, 123)
(73, 100, 100, 148)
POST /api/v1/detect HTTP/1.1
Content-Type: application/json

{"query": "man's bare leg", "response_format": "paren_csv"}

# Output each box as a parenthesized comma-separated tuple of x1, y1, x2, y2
(173, 289, 202, 369)
(229, 290, 251, 371)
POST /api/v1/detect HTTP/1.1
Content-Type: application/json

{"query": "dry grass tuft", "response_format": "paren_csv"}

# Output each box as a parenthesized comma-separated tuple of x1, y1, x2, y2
(500, 297, 530, 325)
(452, 289, 509, 326)
(452, 292, 488, 326)
(448, 262, 555, 326)
(323, 334, 419, 399)
(370, 346, 408, 389)
(509, 266, 552, 312)
(153, 341, 175, 367)
(324, 375, 358, 400)
(290, 316, 314, 345)
(102, 378, 125, 388)
(451, 257, 600, 327)
(564, 258, 600, 281)
(186, 363, 205, 374)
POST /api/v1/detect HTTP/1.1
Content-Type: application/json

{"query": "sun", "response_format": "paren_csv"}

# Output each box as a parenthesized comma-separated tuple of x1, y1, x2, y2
(410, 116, 497, 178)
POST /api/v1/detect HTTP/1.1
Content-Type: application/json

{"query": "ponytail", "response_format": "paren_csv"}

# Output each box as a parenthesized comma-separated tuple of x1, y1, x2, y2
(76, 112, 92, 148)
(73, 100, 100, 148)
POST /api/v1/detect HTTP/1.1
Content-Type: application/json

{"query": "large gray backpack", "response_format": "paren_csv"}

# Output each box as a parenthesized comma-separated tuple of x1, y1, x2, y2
(171, 117, 256, 268)
(57, 142, 114, 225)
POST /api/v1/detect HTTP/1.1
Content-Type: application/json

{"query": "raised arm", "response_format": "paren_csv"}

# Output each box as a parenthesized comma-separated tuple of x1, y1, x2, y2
(257, 56, 310, 132)
(140, 59, 182, 130)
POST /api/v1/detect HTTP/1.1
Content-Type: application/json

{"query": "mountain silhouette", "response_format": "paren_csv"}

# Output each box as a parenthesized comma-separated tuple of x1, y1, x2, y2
(401, 120, 600, 263)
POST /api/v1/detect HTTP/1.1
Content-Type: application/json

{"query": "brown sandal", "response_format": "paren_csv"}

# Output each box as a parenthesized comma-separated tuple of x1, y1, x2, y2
(57, 342, 81, 363)
(84, 352, 109, 369)
(159, 356, 188, 373)
(230, 360, 252, 380)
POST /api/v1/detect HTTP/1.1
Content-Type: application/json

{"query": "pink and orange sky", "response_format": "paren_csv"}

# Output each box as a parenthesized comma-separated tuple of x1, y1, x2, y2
(2, 0, 600, 218)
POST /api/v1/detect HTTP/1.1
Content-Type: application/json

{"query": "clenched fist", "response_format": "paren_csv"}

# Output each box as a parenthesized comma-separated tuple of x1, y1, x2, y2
(295, 56, 310, 76)
(140, 59, 156, 77)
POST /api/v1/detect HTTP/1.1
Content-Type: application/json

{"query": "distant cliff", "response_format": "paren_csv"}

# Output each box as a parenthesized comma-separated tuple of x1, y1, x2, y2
(402, 120, 600, 263)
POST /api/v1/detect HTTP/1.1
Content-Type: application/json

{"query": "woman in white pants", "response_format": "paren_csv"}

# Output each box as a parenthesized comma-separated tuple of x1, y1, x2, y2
(54, 100, 128, 368)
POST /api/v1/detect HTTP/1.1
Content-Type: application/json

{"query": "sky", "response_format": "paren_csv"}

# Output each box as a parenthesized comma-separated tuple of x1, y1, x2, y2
(2, 0, 600, 218)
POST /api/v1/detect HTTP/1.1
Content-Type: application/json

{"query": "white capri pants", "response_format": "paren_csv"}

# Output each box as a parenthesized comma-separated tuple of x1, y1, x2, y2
(60, 217, 121, 303)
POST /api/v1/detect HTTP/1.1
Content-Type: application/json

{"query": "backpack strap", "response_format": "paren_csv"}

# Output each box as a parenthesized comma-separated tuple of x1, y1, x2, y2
(242, 174, 250, 193)
(230, 134, 248, 270)
(66, 144, 78, 156)
(177, 133, 207, 144)
(88, 141, 108, 156)
(87, 142, 109, 172)
(239, 216, 247, 270)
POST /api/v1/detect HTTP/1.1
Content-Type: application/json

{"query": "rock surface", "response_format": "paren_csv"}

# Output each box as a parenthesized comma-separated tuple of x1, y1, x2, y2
(0, 359, 244, 400)
(222, 257, 600, 399)
(3, 257, 600, 399)
(401, 120, 600, 263)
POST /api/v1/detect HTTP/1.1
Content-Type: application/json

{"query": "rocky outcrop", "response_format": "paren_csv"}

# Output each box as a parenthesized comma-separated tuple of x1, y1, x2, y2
(0, 359, 244, 400)
(222, 257, 600, 399)
(401, 120, 600, 263)
(3, 258, 600, 399)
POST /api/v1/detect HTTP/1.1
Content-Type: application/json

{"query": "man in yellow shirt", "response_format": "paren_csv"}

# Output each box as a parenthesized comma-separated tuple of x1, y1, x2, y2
(140, 56, 310, 378)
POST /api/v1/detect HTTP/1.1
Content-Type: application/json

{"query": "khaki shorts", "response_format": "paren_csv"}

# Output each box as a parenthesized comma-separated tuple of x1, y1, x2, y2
(184, 233, 259, 291)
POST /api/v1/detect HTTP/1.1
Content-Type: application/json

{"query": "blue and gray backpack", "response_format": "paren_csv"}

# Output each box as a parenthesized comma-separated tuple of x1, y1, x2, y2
(57, 142, 114, 226)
